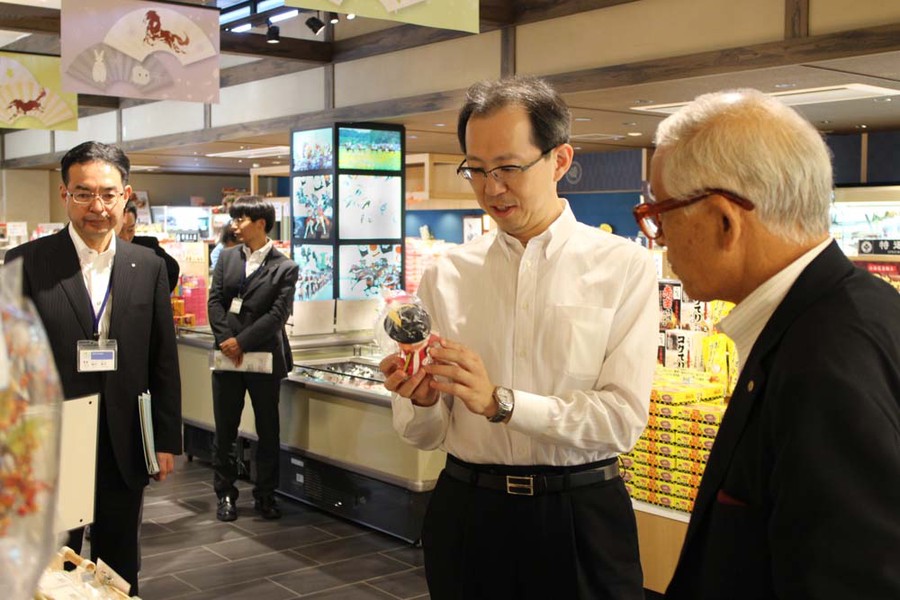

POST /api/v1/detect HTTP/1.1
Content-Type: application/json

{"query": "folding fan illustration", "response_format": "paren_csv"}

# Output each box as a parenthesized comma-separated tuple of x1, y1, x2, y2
(103, 7, 216, 66)
(0, 61, 75, 128)
(66, 43, 173, 94)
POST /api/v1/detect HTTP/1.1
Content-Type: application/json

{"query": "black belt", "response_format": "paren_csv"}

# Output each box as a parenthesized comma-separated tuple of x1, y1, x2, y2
(443, 456, 619, 497)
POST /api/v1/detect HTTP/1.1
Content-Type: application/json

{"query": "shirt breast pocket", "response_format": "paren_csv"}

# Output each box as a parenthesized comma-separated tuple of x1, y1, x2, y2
(552, 304, 613, 380)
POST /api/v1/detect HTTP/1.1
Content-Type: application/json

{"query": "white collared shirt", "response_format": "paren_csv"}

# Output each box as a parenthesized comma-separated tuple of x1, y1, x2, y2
(392, 201, 660, 466)
(242, 239, 273, 278)
(718, 237, 832, 367)
(68, 223, 115, 340)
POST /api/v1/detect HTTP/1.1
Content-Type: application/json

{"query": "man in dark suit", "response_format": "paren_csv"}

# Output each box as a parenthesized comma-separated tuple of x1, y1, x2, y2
(631, 89, 900, 599)
(6, 141, 182, 595)
(207, 195, 298, 521)
(119, 199, 180, 292)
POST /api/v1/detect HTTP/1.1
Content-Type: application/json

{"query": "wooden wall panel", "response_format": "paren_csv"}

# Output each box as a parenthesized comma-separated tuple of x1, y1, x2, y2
(810, 0, 900, 35)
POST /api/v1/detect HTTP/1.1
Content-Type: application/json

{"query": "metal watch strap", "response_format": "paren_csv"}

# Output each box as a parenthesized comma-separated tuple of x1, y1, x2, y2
(488, 387, 514, 423)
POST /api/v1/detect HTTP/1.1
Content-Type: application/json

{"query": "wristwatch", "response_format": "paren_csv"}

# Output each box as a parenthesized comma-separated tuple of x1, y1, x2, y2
(488, 386, 514, 423)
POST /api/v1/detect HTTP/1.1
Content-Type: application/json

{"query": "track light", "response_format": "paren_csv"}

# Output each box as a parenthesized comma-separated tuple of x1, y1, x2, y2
(266, 24, 280, 43)
(328, 12, 339, 24)
(305, 14, 325, 35)
(347, 13, 356, 20)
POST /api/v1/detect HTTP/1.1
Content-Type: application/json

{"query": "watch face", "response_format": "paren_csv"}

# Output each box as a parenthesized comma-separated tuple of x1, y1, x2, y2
(495, 387, 513, 405)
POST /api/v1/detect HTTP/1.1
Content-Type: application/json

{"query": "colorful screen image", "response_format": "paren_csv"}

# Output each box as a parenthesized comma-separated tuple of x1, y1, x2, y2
(292, 175, 334, 241)
(338, 175, 402, 239)
(292, 128, 333, 172)
(338, 127, 402, 171)
(294, 245, 334, 301)
(339, 244, 403, 299)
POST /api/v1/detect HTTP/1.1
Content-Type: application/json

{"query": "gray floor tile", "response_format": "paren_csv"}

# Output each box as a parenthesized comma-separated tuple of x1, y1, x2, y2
(381, 546, 425, 568)
(301, 583, 397, 599)
(271, 554, 409, 596)
(142, 524, 250, 557)
(293, 532, 405, 565)
(225, 506, 335, 535)
(143, 498, 207, 520)
(145, 481, 211, 503)
(141, 521, 174, 539)
(164, 578, 299, 600)
(313, 519, 372, 539)
(205, 525, 337, 561)
(149, 509, 230, 532)
(140, 546, 227, 579)
(176, 550, 317, 590)
(138, 574, 198, 600)
(369, 567, 429, 599)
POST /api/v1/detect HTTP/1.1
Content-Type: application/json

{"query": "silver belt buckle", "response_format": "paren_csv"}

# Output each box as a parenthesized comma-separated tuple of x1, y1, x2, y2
(506, 475, 534, 496)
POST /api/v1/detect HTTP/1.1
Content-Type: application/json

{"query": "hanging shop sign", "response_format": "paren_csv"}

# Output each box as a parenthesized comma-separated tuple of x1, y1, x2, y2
(858, 239, 900, 256)
(60, 0, 220, 103)
(0, 52, 78, 131)
(286, 0, 479, 34)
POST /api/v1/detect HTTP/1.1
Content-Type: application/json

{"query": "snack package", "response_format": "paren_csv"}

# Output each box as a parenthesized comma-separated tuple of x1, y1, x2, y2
(375, 295, 440, 376)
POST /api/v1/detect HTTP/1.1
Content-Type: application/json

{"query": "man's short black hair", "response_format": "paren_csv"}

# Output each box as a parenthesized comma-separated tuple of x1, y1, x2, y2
(123, 200, 138, 219)
(230, 195, 276, 233)
(61, 141, 130, 186)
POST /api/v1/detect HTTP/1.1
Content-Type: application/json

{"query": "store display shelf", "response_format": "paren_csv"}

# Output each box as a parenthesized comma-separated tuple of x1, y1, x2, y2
(632, 499, 691, 523)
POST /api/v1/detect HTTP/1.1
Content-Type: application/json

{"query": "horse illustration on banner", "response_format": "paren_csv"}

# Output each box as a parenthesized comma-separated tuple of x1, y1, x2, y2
(143, 10, 190, 54)
(8, 88, 46, 116)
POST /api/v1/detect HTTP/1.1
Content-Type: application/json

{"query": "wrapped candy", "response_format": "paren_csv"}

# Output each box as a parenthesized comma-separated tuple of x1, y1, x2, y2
(375, 295, 439, 376)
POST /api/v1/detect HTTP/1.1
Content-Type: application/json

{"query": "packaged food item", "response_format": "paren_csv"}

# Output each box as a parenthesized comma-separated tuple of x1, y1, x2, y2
(671, 418, 719, 438)
(664, 329, 706, 370)
(375, 295, 440, 376)
(674, 433, 716, 451)
(671, 497, 694, 512)
(647, 414, 676, 430)
(643, 428, 675, 444)
(673, 446, 711, 462)
(658, 280, 682, 330)
(675, 458, 707, 475)
(672, 471, 703, 487)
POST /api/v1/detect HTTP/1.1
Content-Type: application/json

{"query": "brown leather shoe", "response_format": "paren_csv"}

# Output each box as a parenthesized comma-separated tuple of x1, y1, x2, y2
(253, 496, 281, 520)
(217, 496, 238, 522)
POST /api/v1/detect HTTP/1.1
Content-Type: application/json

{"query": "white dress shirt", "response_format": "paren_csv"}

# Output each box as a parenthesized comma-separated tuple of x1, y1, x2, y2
(718, 237, 832, 367)
(69, 223, 115, 340)
(243, 239, 273, 278)
(392, 201, 659, 466)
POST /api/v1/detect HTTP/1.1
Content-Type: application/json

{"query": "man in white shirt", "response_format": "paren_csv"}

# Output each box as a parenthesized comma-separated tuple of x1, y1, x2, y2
(636, 90, 900, 599)
(381, 76, 659, 599)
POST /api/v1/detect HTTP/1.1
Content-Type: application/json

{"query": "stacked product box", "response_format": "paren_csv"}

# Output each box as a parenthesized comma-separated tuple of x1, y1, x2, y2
(621, 368, 727, 513)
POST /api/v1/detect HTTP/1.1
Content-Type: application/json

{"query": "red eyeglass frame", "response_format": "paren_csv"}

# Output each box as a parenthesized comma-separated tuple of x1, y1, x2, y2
(632, 186, 755, 240)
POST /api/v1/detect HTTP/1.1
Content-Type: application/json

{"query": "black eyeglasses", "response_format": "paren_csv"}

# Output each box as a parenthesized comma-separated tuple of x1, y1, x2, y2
(456, 149, 552, 186)
(633, 182, 755, 240)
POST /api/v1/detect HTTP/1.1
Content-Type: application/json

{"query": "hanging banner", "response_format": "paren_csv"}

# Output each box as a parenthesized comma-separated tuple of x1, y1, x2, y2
(286, 0, 479, 34)
(0, 52, 78, 131)
(60, 0, 220, 103)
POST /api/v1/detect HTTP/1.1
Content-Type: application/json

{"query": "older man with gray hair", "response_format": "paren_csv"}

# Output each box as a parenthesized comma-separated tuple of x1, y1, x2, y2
(633, 89, 900, 599)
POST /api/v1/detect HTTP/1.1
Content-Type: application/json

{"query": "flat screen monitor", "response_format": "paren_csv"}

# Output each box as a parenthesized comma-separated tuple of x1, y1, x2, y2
(292, 128, 333, 172)
(294, 245, 335, 301)
(338, 243, 402, 299)
(337, 175, 402, 240)
(338, 127, 402, 171)
(292, 175, 334, 242)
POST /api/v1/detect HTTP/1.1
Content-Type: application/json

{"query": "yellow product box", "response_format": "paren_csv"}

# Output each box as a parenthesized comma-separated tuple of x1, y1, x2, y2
(630, 450, 651, 465)
(622, 469, 635, 484)
(648, 492, 676, 509)
(674, 446, 711, 462)
(694, 381, 726, 404)
(643, 428, 676, 444)
(672, 418, 719, 438)
(675, 458, 707, 475)
(672, 402, 726, 424)
(631, 463, 675, 482)
(671, 496, 694, 512)
(633, 438, 650, 453)
(619, 453, 636, 469)
(671, 471, 703, 488)
(629, 486, 651, 503)
(646, 479, 677, 496)
(630, 474, 650, 490)
(649, 402, 675, 417)
(171, 297, 185, 316)
(652, 384, 700, 405)
(647, 414, 676, 430)
(668, 483, 698, 500)
(674, 432, 716, 451)
(644, 453, 677, 470)
(647, 441, 678, 458)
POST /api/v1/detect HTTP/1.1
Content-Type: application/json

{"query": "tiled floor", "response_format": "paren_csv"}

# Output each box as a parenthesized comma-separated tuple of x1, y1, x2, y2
(132, 456, 429, 600)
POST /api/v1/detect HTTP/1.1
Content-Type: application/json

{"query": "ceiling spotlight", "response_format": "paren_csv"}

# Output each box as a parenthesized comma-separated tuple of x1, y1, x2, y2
(328, 12, 340, 24)
(306, 14, 326, 35)
(347, 13, 356, 20)
(266, 24, 280, 44)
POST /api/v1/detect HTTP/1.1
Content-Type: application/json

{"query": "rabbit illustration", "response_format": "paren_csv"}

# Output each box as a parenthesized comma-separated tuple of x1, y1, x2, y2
(92, 49, 107, 83)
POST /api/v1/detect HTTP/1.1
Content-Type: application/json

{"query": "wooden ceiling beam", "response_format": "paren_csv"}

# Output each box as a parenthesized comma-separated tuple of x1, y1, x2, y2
(0, 2, 58, 34)
(220, 31, 332, 63)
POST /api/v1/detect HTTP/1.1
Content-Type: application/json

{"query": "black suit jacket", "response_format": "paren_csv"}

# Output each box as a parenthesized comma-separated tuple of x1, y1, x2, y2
(207, 244, 298, 378)
(5, 228, 182, 491)
(131, 235, 180, 292)
(666, 242, 900, 599)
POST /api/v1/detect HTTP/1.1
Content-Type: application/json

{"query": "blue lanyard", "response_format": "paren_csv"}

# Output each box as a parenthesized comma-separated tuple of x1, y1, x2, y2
(89, 269, 114, 340)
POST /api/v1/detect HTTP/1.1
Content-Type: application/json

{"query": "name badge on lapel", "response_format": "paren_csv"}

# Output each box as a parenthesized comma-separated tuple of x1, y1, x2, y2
(229, 297, 243, 314)
(77, 339, 118, 372)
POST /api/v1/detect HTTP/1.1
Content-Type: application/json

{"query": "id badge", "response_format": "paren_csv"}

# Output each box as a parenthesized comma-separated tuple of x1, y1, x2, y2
(77, 339, 118, 372)
(229, 297, 243, 314)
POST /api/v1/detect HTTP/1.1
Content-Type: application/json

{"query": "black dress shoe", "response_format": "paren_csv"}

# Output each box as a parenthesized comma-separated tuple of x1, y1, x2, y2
(217, 496, 237, 522)
(254, 496, 281, 520)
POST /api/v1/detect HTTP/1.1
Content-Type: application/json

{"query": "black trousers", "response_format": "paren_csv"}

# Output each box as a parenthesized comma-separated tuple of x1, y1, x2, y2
(212, 371, 281, 500)
(422, 458, 644, 600)
(67, 407, 144, 596)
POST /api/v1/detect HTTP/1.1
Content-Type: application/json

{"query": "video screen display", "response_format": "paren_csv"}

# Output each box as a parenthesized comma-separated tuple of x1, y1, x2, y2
(292, 128, 333, 172)
(294, 245, 334, 301)
(337, 175, 402, 240)
(292, 175, 334, 242)
(338, 127, 402, 171)
(338, 243, 402, 300)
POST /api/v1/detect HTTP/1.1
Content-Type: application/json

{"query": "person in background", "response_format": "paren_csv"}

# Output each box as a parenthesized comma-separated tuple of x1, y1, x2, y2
(119, 200, 180, 292)
(210, 221, 238, 271)
(5, 141, 182, 595)
(636, 89, 900, 599)
(207, 196, 298, 522)
(380, 76, 659, 599)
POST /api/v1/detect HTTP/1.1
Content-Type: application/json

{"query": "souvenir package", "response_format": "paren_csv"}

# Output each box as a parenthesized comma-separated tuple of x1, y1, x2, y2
(0, 260, 64, 600)
(375, 295, 440, 376)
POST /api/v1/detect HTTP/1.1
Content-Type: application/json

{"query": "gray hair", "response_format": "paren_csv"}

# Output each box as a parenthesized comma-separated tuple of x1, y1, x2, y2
(654, 89, 832, 243)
